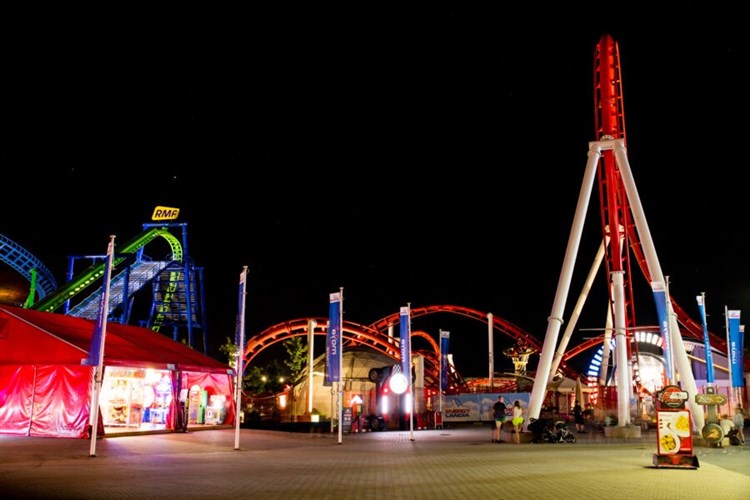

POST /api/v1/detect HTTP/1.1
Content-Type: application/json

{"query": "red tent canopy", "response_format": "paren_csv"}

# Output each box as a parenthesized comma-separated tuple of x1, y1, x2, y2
(0, 305, 235, 438)
(0, 305, 231, 372)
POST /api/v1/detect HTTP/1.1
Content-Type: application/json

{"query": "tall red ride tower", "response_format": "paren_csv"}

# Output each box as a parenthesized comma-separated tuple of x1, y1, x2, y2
(527, 34, 718, 433)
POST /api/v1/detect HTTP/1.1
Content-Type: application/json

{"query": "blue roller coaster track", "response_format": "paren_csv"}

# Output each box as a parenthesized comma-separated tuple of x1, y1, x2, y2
(0, 233, 58, 302)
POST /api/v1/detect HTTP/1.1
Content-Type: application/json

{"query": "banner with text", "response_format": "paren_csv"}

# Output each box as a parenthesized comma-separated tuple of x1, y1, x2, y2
(442, 393, 531, 422)
(651, 282, 673, 382)
(728, 310, 744, 388)
(696, 295, 715, 383)
(326, 292, 342, 385)
(440, 330, 450, 390)
(399, 306, 411, 386)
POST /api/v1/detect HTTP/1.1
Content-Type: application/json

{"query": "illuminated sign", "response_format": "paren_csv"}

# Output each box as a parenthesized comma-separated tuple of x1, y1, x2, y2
(656, 385, 689, 409)
(694, 393, 726, 405)
(152, 206, 180, 221)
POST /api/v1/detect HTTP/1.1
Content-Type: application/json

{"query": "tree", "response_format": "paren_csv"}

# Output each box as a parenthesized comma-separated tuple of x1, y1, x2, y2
(282, 337, 308, 421)
(218, 336, 263, 395)
(219, 336, 308, 422)
(283, 336, 308, 381)
(219, 336, 239, 370)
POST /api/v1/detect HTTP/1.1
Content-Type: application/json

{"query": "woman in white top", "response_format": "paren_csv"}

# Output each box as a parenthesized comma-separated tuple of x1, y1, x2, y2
(511, 400, 524, 444)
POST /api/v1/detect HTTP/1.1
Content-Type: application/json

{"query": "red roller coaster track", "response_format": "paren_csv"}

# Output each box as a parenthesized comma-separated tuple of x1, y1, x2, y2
(242, 305, 553, 392)
(591, 34, 725, 354)
(240, 35, 728, 395)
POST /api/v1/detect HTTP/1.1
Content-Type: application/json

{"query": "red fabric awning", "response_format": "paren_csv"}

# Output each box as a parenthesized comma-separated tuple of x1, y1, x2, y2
(0, 305, 231, 374)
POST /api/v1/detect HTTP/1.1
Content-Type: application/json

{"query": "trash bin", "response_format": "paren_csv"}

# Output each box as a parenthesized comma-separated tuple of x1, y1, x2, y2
(435, 411, 443, 429)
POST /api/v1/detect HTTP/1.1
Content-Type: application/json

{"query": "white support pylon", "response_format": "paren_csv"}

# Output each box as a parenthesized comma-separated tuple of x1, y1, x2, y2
(528, 139, 704, 433)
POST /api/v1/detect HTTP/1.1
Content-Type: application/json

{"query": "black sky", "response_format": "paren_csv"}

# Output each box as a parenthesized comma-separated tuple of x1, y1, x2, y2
(4, 7, 748, 377)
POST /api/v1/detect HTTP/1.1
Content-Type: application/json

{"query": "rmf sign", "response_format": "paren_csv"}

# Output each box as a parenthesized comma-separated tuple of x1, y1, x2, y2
(152, 206, 180, 221)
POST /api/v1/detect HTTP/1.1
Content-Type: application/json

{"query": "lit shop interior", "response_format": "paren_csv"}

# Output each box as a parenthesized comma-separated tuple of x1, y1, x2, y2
(100, 367, 231, 433)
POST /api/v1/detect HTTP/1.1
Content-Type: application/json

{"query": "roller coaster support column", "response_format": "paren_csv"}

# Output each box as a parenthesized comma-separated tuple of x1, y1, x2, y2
(180, 223, 193, 351)
(611, 269, 631, 426)
(527, 143, 602, 427)
(142, 222, 195, 350)
(547, 239, 607, 382)
(23, 268, 38, 308)
(611, 140, 703, 430)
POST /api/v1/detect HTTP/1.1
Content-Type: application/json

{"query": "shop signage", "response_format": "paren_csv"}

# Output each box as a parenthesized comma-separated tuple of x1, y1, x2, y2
(152, 206, 180, 221)
(656, 385, 688, 409)
(694, 393, 726, 405)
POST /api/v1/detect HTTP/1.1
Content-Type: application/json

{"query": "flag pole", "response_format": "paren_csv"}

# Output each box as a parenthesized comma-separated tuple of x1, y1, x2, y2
(88, 235, 116, 457)
(326, 290, 344, 440)
(439, 330, 449, 428)
(234, 266, 248, 450)
(697, 293, 715, 390)
(407, 302, 414, 441)
(438, 330, 445, 423)
(337, 287, 344, 444)
(724, 305, 734, 411)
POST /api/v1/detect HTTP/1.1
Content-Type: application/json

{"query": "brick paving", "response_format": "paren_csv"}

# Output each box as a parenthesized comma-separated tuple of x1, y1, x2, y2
(1, 425, 748, 499)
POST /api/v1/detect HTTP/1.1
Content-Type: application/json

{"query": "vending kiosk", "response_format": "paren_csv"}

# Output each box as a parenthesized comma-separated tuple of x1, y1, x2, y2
(652, 385, 699, 469)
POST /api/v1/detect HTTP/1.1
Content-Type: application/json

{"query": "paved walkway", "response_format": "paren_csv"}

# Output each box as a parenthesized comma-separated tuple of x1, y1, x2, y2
(1, 425, 748, 499)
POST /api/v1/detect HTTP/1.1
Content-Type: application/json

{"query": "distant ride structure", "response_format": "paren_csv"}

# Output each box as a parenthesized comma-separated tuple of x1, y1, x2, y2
(1, 211, 209, 354)
(0, 233, 58, 303)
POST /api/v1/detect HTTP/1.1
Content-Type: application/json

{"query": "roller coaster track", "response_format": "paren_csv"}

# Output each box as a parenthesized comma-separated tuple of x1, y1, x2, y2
(241, 304, 563, 391)
(594, 34, 726, 355)
(0, 233, 58, 300)
(66, 259, 173, 319)
(241, 36, 729, 392)
(243, 317, 460, 389)
(626, 224, 725, 351)
(31, 227, 183, 315)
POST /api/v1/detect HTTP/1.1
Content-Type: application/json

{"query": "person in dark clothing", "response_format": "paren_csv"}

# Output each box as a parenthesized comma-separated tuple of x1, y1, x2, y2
(573, 403, 585, 433)
(492, 396, 507, 443)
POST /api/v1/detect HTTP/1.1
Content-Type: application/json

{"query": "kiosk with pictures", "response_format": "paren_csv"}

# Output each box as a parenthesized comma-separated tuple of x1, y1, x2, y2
(652, 385, 699, 469)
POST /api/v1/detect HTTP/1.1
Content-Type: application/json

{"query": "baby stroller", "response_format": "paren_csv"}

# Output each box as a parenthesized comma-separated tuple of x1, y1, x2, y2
(528, 418, 557, 443)
(552, 420, 577, 443)
(726, 427, 742, 446)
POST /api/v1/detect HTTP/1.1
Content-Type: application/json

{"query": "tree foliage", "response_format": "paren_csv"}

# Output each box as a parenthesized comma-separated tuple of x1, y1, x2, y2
(219, 335, 309, 397)
(283, 336, 308, 383)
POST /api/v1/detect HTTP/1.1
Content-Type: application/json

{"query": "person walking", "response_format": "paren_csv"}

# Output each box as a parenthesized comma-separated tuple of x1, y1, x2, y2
(511, 400, 524, 444)
(492, 396, 507, 443)
(573, 402, 586, 433)
(733, 406, 745, 445)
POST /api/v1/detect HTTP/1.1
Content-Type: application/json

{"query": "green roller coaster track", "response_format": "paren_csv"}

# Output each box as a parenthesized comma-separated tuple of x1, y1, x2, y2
(31, 227, 183, 314)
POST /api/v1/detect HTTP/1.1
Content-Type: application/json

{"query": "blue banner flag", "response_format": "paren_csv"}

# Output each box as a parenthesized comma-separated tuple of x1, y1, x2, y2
(651, 282, 673, 382)
(696, 295, 715, 384)
(234, 266, 247, 349)
(235, 268, 248, 368)
(399, 306, 411, 386)
(83, 237, 115, 367)
(727, 310, 743, 388)
(440, 330, 450, 390)
(326, 292, 342, 384)
(234, 267, 248, 448)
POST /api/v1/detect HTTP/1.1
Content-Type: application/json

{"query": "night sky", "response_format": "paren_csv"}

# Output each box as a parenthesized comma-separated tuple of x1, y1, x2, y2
(4, 7, 748, 377)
